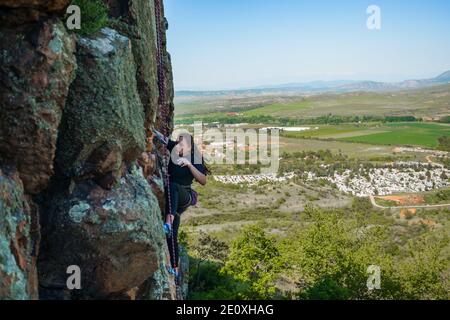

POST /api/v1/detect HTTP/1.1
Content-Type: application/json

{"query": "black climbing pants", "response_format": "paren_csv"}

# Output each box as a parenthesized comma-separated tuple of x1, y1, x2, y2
(166, 182, 191, 268)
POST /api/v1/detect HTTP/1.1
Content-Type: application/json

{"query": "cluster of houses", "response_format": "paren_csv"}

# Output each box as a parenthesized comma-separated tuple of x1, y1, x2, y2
(213, 172, 295, 185)
(213, 161, 449, 197)
(306, 162, 450, 197)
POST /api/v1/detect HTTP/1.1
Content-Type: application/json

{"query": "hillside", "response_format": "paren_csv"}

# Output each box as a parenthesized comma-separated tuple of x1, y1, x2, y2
(175, 83, 450, 119)
(175, 70, 450, 105)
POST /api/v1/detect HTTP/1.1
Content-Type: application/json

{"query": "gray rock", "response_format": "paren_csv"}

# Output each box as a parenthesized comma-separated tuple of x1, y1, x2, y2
(108, 0, 160, 128)
(55, 28, 146, 184)
(38, 165, 168, 299)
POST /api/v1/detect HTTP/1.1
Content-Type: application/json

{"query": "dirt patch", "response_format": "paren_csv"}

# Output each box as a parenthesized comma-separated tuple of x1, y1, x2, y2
(399, 208, 417, 219)
(381, 195, 425, 206)
(408, 218, 438, 229)
(400, 209, 417, 219)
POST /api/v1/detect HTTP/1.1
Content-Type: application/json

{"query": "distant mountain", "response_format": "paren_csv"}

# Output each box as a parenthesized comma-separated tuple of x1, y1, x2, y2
(175, 70, 450, 98)
(321, 71, 450, 91)
(432, 70, 450, 82)
(251, 80, 357, 90)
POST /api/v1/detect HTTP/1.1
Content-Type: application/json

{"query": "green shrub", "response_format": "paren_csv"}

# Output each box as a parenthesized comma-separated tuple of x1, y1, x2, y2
(438, 136, 450, 151)
(185, 204, 450, 300)
(221, 225, 282, 299)
(70, 0, 108, 36)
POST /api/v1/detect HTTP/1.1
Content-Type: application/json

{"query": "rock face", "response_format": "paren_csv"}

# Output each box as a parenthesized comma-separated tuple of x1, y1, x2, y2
(55, 27, 146, 185)
(0, 0, 69, 10)
(0, 19, 76, 195)
(0, 0, 182, 300)
(0, 167, 39, 299)
(38, 166, 169, 299)
(0, 17, 74, 299)
(107, 0, 160, 128)
(0, 0, 71, 26)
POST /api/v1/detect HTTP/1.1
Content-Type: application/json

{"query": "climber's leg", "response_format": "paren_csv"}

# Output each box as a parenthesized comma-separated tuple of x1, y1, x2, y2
(164, 181, 180, 234)
(165, 183, 189, 273)
(167, 213, 181, 268)
(176, 183, 191, 214)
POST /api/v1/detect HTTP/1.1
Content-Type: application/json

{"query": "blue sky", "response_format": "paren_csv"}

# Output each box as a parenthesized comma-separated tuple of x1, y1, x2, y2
(164, 0, 450, 90)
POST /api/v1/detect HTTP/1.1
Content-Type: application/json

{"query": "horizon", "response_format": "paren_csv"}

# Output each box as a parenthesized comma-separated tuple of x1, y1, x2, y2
(174, 69, 450, 92)
(165, 0, 450, 91)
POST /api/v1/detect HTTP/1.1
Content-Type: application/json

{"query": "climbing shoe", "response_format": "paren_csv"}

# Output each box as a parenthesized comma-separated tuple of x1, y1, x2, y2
(166, 266, 181, 285)
(167, 266, 178, 277)
(163, 223, 172, 236)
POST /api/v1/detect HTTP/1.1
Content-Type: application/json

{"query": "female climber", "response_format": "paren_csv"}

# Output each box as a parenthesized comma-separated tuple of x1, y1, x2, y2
(152, 129, 210, 278)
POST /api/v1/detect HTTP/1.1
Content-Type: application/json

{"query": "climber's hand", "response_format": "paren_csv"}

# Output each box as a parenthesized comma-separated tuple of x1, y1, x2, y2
(152, 129, 168, 144)
(177, 157, 191, 167)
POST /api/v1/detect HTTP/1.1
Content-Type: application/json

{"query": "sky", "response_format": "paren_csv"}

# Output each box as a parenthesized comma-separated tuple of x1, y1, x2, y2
(164, 0, 450, 90)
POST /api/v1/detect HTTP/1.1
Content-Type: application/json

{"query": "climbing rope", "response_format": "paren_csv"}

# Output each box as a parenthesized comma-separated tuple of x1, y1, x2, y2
(154, 0, 182, 299)
(154, 0, 170, 137)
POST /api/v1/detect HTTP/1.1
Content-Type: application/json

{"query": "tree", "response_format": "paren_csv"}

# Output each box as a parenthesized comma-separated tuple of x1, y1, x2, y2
(191, 231, 228, 291)
(281, 205, 399, 299)
(397, 233, 449, 299)
(221, 225, 282, 299)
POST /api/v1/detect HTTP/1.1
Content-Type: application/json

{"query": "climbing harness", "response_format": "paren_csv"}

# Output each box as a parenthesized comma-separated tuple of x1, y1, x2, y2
(154, 0, 182, 299)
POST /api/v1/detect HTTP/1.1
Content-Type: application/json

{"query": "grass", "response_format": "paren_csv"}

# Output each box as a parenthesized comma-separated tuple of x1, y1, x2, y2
(375, 198, 399, 207)
(424, 189, 450, 205)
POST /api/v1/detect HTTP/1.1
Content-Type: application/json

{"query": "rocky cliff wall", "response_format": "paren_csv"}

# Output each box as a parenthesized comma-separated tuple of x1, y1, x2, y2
(0, 0, 179, 300)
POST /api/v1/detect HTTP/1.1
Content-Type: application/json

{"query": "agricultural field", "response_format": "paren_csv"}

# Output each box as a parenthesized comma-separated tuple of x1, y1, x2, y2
(279, 136, 396, 159)
(244, 101, 311, 117)
(282, 122, 450, 149)
(340, 122, 449, 148)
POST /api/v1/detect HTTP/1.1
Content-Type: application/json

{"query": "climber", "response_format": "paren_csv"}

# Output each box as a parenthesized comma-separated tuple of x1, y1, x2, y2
(152, 129, 210, 278)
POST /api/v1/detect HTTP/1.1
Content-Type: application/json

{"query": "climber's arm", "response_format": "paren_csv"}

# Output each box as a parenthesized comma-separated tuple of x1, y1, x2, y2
(188, 164, 207, 186)
(177, 158, 207, 186)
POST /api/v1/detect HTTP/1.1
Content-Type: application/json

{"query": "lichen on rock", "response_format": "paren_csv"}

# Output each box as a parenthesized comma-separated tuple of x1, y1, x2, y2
(55, 27, 146, 185)
(0, 19, 76, 195)
(106, 0, 160, 128)
(38, 165, 168, 299)
(0, 167, 39, 299)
